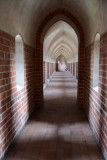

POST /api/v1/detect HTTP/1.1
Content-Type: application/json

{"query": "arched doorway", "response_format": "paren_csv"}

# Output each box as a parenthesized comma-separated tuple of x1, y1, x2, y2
(56, 55, 67, 72)
(43, 20, 78, 74)
(35, 9, 85, 108)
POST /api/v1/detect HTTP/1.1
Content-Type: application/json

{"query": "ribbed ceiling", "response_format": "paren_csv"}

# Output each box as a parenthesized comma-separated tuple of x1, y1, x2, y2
(43, 21, 78, 63)
(0, 0, 106, 47)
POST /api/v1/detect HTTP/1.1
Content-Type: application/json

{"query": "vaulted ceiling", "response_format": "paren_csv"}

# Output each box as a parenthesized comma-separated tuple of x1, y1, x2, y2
(0, 0, 106, 47)
(43, 21, 78, 63)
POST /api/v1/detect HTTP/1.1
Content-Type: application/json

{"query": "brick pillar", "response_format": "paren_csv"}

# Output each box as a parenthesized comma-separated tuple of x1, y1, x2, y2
(76, 62, 78, 79)
(50, 63, 51, 76)
(51, 63, 52, 75)
(48, 62, 50, 78)
(53, 63, 54, 73)
(49, 62, 51, 78)
(51, 63, 53, 75)
(45, 62, 47, 82)
(47, 62, 49, 79)
(43, 61, 45, 84)
(43, 61, 47, 84)
(35, 45, 43, 107)
(75, 62, 76, 78)
(73, 63, 75, 76)
(78, 46, 85, 108)
(70, 63, 71, 73)
(72, 63, 73, 74)
(56, 63, 58, 71)
(54, 63, 56, 72)
(70, 63, 72, 74)
(69, 63, 71, 72)
(52, 63, 53, 74)
(67, 63, 70, 71)
(53, 63, 54, 72)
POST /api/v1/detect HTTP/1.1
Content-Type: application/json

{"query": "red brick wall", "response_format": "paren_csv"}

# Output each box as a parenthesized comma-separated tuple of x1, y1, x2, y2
(67, 63, 70, 71)
(50, 63, 52, 76)
(70, 63, 72, 73)
(76, 62, 78, 79)
(0, 29, 36, 159)
(47, 62, 49, 79)
(71, 63, 73, 74)
(43, 61, 55, 84)
(48, 62, 51, 78)
(68, 62, 78, 80)
(73, 63, 75, 76)
(49, 63, 55, 77)
(43, 61, 45, 83)
(84, 31, 107, 159)
(56, 63, 58, 71)
(43, 61, 47, 83)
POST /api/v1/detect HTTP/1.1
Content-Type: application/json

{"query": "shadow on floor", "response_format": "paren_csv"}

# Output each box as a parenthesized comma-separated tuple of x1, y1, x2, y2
(4, 72, 104, 160)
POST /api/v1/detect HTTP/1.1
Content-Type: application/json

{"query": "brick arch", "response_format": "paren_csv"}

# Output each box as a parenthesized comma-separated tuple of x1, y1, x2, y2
(35, 9, 85, 108)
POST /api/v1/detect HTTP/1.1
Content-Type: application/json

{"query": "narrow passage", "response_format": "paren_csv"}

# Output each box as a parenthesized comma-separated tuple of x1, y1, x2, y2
(6, 72, 103, 160)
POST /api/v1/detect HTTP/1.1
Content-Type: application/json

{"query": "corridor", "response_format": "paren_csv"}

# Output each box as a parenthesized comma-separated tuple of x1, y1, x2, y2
(5, 72, 103, 160)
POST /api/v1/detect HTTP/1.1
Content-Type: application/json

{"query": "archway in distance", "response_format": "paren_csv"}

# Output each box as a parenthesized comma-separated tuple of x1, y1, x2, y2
(43, 21, 78, 72)
(56, 55, 67, 71)
(35, 10, 85, 108)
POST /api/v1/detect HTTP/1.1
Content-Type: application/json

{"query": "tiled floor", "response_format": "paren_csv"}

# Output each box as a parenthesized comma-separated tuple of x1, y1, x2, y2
(5, 72, 103, 160)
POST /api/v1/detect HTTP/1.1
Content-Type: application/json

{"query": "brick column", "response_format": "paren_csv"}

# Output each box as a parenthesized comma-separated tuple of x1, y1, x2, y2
(49, 62, 51, 78)
(47, 62, 49, 79)
(35, 45, 43, 107)
(73, 63, 75, 76)
(72, 63, 73, 74)
(76, 62, 78, 79)
(67, 63, 70, 71)
(43, 61, 45, 84)
(75, 62, 76, 78)
(45, 62, 47, 82)
(51, 63, 52, 75)
(70, 63, 71, 73)
(77, 46, 85, 108)
(56, 63, 58, 71)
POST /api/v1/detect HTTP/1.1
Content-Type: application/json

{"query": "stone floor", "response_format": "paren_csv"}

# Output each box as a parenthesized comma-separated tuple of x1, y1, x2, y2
(5, 72, 103, 160)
